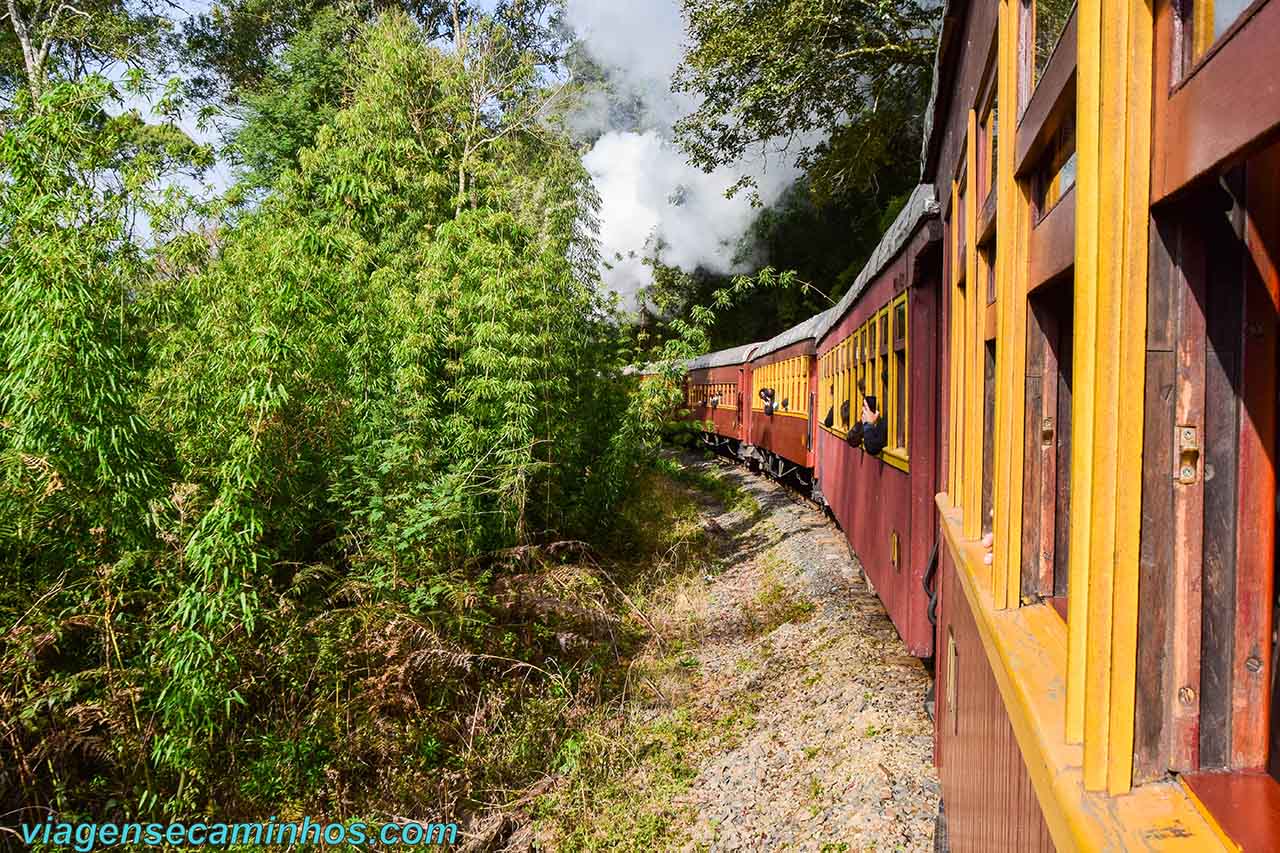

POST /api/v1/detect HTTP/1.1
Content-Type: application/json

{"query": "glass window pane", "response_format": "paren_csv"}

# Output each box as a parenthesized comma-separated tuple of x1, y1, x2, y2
(1193, 0, 1254, 60)
(1036, 112, 1077, 215)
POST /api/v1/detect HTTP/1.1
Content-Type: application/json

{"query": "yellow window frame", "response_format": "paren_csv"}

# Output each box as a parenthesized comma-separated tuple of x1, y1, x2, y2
(883, 292, 910, 473)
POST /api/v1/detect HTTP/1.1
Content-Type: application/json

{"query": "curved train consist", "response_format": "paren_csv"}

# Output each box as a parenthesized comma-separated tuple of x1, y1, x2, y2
(680, 0, 1280, 848)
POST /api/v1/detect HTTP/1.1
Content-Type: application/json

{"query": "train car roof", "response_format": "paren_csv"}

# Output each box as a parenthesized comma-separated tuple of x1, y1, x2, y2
(688, 342, 761, 370)
(751, 306, 838, 361)
(814, 184, 939, 343)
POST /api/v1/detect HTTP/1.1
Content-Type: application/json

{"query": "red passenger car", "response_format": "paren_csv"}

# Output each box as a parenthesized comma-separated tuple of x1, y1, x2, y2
(745, 311, 832, 480)
(684, 343, 760, 456)
(812, 187, 943, 657)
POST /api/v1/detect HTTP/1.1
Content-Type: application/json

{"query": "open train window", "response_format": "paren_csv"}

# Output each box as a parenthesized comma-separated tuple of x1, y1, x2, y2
(1034, 111, 1077, 221)
(824, 348, 834, 427)
(840, 338, 851, 429)
(875, 308, 885, 412)
(1021, 0, 1076, 108)
(860, 328, 869, 400)
(869, 317, 879, 407)
(978, 76, 999, 207)
(1021, 274, 1073, 618)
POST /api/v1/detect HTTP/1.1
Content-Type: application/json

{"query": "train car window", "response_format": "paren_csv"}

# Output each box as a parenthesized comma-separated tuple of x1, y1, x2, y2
(865, 325, 872, 401)
(879, 310, 891, 434)
(858, 329, 867, 400)
(780, 361, 786, 412)
(796, 358, 805, 414)
(829, 348, 837, 431)
(1034, 112, 1077, 219)
(893, 295, 909, 455)
(839, 344, 847, 429)
(1022, 274, 1074, 615)
(819, 353, 829, 430)
(781, 360, 789, 412)
(987, 239, 999, 305)
(787, 359, 795, 412)
(825, 350, 833, 429)
(853, 330, 862, 403)
(1023, 0, 1076, 95)
(979, 87, 999, 205)
(792, 358, 801, 413)
(869, 319, 879, 409)
(838, 343, 845, 429)
(1189, 0, 1256, 63)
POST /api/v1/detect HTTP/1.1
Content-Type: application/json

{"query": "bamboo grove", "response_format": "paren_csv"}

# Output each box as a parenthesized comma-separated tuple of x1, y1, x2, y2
(0, 12, 692, 820)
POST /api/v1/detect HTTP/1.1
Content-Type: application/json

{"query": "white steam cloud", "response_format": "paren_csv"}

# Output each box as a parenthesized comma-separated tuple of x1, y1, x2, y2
(564, 1, 808, 307)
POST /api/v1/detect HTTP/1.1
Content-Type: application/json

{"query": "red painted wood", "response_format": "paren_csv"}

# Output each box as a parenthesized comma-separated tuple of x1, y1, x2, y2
(749, 341, 817, 469)
(1231, 142, 1280, 769)
(688, 363, 749, 441)
(936, 547, 1055, 852)
(1153, 0, 1280, 203)
(1183, 772, 1280, 852)
(813, 235, 940, 656)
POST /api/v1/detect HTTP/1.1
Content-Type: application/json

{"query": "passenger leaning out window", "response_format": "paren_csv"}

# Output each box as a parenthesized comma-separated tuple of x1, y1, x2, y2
(860, 395, 887, 456)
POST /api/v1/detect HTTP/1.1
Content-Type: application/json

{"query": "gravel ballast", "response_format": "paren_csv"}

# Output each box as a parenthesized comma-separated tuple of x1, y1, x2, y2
(673, 453, 939, 852)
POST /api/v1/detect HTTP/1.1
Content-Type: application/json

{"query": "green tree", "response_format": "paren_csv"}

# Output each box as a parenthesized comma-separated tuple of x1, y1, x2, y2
(0, 0, 168, 100)
(673, 0, 937, 204)
(138, 10, 621, 806)
(0, 2, 674, 825)
(225, 7, 354, 186)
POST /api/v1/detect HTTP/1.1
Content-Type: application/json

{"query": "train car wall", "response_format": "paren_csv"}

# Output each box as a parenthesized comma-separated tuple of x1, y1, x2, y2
(923, 0, 1280, 845)
(813, 186, 943, 657)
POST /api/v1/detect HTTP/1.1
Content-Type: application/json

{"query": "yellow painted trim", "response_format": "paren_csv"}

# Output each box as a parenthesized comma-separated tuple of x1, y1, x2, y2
(881, 448, 910, 473)
(751, 355, 811, 416)
(892, 291, 910, 455)
(937, 497, 1235, 852)
(1107, 0, 1153, 794)
(1067, 0, 1100, 751)
(992, 0, 1032, 612)
(1192, 0, 1216, 59)
(1074, 0, 1152, 794)
(962, 112, 983, 542)
(949, 180, 964, 505)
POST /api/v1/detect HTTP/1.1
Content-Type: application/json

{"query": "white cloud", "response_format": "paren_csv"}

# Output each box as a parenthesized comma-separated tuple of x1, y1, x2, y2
(564, 1, 810, 307)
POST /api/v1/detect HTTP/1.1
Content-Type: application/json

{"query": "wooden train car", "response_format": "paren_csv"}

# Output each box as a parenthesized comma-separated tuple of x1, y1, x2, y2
(812, 186, 944, 657)
(684, 343, 760, 454)
(746, 311, 833, 479)
(923, 0, 1280, 847)
(679, 0, 1280, 844)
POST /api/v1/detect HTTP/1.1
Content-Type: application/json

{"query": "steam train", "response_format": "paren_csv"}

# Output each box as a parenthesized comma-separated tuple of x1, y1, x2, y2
(680, 0, 1280, 848)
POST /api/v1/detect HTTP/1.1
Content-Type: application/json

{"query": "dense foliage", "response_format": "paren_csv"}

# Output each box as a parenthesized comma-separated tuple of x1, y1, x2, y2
(0, 0, 941, 832)
(674, 0, 938, 204)
(0, 11, 689, 822)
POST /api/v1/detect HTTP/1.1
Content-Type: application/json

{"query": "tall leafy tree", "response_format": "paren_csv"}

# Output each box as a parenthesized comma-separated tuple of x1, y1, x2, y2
(0, 0, 168, 100)
(673, 0, 938, 203)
